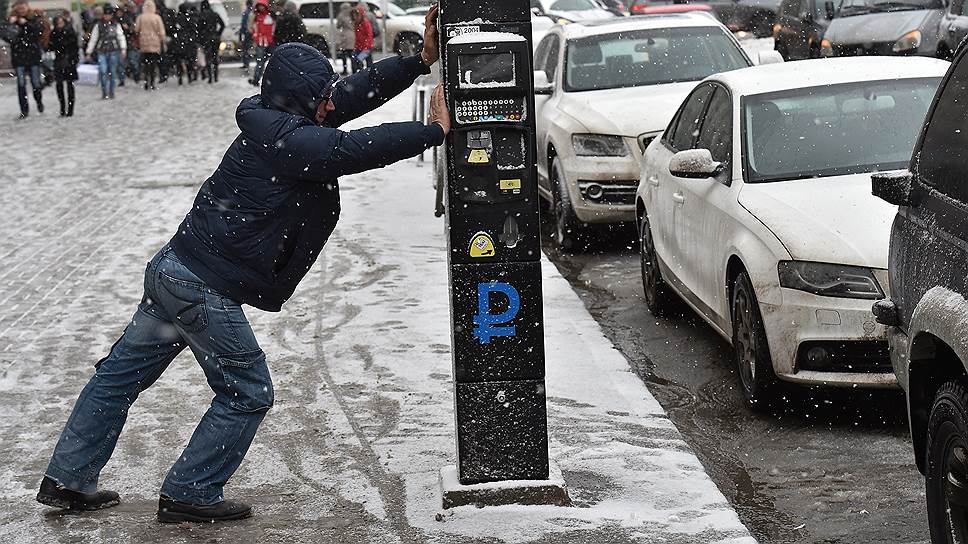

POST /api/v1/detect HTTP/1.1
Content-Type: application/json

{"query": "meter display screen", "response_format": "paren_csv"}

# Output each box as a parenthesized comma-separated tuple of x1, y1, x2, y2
(458, 53, 516, 88)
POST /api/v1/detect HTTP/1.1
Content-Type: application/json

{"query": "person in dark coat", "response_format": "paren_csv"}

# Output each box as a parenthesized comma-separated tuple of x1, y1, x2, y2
(272, 0, 303, 45)
(239, 0, 252, 71)
(172, 2, 199, 84)
(197, 0, 225, 83)
(36, 8, 445, 522)
(157, 1, 176, 83)
(3, 0, 45, 118)
(49, 14, 79, 117)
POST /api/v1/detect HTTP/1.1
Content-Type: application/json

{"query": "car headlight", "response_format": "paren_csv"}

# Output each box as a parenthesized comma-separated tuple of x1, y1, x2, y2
(778, 261, 884, 299)
(820, 38, 833, 57)
(572, 134, 629, 157)
(893, 30, 921, 53)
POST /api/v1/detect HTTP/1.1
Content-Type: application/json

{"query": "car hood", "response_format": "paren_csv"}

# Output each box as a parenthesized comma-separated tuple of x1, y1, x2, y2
(825, 9, 936, 43)
(557, 82, 698, 137)
(548, 8, 614, 20)
(737, 174, 897, 268)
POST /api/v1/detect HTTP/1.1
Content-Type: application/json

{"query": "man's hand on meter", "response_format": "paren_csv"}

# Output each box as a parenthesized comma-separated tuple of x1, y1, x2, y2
(430, 84, 451, 136)
(420, 4, 441, 67)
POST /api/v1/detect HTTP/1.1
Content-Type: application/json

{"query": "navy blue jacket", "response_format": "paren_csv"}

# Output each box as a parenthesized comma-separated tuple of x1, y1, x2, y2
(170, 43, 443, 311)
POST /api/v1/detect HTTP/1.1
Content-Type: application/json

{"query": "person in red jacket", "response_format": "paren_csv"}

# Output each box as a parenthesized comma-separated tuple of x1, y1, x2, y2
(351, 3, 372, 73)
(247, 0, 273, 85)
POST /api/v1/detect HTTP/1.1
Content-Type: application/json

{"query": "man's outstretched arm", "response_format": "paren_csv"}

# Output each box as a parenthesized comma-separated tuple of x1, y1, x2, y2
(273, 85, 451, 181)
(324, 5, 440, 128)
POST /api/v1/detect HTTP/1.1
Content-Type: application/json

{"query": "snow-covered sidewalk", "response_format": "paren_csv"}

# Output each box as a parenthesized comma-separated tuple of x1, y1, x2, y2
(0, 72, 753, 543)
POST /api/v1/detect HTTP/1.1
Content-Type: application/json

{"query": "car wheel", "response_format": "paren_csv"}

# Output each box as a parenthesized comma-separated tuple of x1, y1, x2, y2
(731, 272, 777, 410)
(639, 213, 677, 317)
(396, 33, 423, 56)
(551, 159, 584, 251)
(927, 381, 968, 544)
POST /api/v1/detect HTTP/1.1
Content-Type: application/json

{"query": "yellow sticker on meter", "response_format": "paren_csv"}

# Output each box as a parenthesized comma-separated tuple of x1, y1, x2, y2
(469, 232, 496, 258)
(468, 149, 490, 164)
(500, 179, 522, 192)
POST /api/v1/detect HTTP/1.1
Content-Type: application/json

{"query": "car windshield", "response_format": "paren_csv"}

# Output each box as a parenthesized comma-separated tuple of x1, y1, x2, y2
(743, 77, 940, 183)
(564, 27, 749, 92)
(836, 0, 942, 15)
(551, 0, 599, 11)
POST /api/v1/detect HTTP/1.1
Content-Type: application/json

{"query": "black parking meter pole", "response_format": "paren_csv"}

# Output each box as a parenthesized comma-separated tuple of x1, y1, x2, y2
(439, 0, 562, 496)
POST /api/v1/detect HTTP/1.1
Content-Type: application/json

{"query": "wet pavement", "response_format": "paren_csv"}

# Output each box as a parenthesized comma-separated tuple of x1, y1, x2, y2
(542, 225, 929, 543)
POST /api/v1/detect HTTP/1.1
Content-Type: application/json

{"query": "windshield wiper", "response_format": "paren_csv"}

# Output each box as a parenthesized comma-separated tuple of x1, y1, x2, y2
(837, 4, 875, 15)
(869, 1, 925, 11)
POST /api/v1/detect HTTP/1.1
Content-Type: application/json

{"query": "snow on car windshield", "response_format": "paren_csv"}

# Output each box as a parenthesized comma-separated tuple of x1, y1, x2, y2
(837, 0, 942, 14)
(551, 0, 600, 11)
(564, 28, 749, 92)
(743, 77, 940, 183)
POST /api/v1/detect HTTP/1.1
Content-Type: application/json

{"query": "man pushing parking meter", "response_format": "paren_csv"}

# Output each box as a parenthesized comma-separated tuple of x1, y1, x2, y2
(439, 0, 568, 507)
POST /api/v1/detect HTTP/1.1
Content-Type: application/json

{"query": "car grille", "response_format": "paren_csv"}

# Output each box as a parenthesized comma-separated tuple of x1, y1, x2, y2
(833, 43, 896, 56)
(796, 340, 892, 374)
(578, 180, 638, 205)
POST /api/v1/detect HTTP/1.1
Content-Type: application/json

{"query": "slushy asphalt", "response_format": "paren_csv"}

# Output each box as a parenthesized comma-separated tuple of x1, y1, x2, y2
(0, 66, 755, 543)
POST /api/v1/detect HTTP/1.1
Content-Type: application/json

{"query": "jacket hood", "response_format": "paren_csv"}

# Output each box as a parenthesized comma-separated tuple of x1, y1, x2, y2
(261, 43, 339, 120)
(143, 0, 156, 14)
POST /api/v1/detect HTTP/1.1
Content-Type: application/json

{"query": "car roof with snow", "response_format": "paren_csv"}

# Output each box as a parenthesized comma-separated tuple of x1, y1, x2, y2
(558, 13, 726, 39)
(709, 56, 949, 97)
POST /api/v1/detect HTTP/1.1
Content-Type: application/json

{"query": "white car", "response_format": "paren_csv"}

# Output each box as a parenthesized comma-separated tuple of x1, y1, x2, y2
(294, 0, 425, 56)
(532, 0, 617, 22)
(635, 56, 947, 407)
(534, 14, 753, 249)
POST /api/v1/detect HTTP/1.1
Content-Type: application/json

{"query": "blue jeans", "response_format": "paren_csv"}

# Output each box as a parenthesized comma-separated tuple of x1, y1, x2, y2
(97, 51, 121, 97)
(15, 65, 42, 115)
(252, 45, 271, 83)
(45, 245, 273, 505)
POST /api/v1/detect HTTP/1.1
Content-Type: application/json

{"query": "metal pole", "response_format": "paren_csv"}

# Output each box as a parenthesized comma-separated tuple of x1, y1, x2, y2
(328, 0, 336, 60)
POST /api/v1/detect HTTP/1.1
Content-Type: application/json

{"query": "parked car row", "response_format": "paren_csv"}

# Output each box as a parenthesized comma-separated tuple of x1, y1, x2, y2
(773, 0, 966, 60)
(525, 10, 968, 541)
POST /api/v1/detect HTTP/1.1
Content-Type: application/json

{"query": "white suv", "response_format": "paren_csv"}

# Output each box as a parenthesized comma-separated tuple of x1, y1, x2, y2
(292, 0, 425, 56)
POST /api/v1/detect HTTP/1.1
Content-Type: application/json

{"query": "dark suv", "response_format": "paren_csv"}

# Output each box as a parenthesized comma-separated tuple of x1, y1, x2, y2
(872, 44, 968, 542)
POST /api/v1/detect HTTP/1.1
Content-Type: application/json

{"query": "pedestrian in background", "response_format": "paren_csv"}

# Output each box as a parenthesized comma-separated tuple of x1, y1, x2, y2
(87, 4, 126, 99)
(246, 0, 273, 86)
(239, 0, 252, 72)
(351, 3, 372, 72)
(136, 0, 165, 90)
(3, 0, 45, 118)
(119, 1, 140, 85)
(272, 0, 303, 46)
(198, 0, 225, 83)
(172, 2, 199, 85)
(335, 2, 354, 75)
(49, 14, 78, 116)
(158, 1, 176, 83)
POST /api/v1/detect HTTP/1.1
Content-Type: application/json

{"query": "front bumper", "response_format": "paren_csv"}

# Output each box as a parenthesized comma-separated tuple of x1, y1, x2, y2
(559, 153, 639, 224)
(825, 42, 925, 57)
(759, 288, 898, 388)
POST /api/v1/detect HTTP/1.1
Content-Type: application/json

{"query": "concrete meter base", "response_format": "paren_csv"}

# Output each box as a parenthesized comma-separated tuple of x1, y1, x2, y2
(439, 463, 571, 509)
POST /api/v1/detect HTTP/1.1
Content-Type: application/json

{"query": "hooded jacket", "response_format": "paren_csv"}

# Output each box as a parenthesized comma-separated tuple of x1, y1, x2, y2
(169, 43, 443, 311)
(197, 0, 225, 47)
(4, 11, 43, 67)
(135, 0, 166, 54)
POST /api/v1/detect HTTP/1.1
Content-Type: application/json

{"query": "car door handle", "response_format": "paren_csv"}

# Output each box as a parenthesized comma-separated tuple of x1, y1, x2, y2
(672, 192, 685, 204)
(647, 175, 659, 187)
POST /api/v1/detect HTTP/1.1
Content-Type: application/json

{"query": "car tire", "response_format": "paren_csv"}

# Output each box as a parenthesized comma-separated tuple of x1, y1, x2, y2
(396, 33, 423, 57)
(926, 380, 968, 544)
(731, 272, 777, 410)
(639, 213, 678, 317)
(551, 158, 585, 251)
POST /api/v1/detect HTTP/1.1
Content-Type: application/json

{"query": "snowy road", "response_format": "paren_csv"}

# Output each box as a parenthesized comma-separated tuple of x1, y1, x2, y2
(0, 68, 754, 542)
(544, 233, 928, 544)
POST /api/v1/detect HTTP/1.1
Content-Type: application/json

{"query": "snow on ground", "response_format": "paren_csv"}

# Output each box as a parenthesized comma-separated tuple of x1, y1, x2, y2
(0, 68, 752, 543)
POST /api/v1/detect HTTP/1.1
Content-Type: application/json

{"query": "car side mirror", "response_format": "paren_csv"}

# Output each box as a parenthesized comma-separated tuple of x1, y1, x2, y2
(872, 170, 914, 206)
(533, 71, 553, 95)
(824, 0, 836, 19)
(669, 149, 723, 179)
(756, 50, 784, 65)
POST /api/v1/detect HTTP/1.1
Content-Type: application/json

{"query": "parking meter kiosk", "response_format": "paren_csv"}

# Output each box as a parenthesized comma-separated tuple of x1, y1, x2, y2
(440, 0, 549, 485)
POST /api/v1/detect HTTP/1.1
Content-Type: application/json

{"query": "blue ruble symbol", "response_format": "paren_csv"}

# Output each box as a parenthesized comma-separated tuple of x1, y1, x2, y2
(473, 282, 520, 344)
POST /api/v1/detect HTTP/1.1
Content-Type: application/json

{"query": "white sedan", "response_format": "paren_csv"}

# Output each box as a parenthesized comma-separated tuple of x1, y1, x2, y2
(635, 56, 948, 408)
(534, 14, 755, 249)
